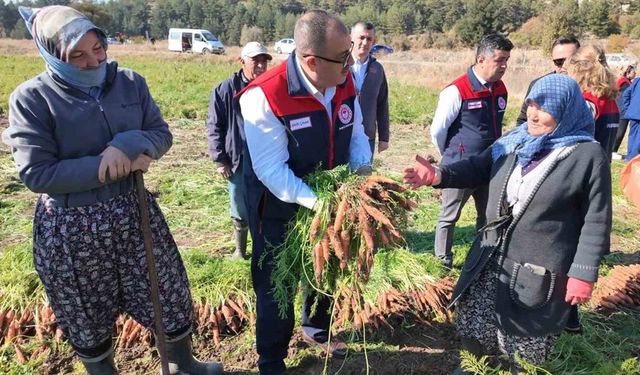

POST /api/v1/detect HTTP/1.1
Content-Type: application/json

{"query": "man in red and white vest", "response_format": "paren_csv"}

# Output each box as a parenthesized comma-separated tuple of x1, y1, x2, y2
(430, 34, 513, 268)
(238, 10, 371, 375)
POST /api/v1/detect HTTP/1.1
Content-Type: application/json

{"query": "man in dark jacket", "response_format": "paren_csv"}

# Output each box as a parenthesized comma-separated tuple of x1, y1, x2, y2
(206, 41, 272, 259)
(516, 36, 580, 126)
(430, 34, 513, 268)
(350, 21, 390, 159)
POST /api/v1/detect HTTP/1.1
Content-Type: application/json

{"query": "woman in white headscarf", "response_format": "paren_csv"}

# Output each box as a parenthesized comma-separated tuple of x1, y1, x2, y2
(2, 6, 222, 374)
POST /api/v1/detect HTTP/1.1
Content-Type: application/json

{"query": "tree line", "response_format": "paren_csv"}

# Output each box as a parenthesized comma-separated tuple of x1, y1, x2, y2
(1, 0, 640, 49)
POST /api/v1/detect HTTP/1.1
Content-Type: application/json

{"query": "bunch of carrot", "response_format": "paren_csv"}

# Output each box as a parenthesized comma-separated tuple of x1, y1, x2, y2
(592, 264, 640, 310)
(191, 296, 253, 347)
(333, 277, 454, 332)
(271, 166, 426, 324)
(308, 174, 416, 285)
(116, 297, 253, 349)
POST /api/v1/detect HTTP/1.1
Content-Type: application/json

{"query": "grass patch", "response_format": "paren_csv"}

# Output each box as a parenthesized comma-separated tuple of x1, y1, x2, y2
(0, 52, 639, 374)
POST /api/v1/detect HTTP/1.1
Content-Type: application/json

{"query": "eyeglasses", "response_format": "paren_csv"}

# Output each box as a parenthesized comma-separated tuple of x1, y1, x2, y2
(553, 58, 566, 68)
(302, 42, 354, 69)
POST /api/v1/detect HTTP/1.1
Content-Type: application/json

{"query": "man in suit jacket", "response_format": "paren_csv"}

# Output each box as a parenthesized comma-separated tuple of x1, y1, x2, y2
(350, 21, 390, 159)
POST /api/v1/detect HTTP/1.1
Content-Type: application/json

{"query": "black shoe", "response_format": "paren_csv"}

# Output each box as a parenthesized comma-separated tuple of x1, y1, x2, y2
(564, 305, 582, 335)
(438, 257, 453, 268)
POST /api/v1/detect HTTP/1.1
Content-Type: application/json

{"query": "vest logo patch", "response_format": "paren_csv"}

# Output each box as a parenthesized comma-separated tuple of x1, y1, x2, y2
(289, 117, 312, 131)
(468, 100, 482, 110)
(338, 104, 353, 124)
(498, 97, 507, 110)
(607, 123, 620, 129)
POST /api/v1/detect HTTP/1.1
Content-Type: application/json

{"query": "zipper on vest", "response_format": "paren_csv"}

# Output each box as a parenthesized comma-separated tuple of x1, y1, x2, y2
(491, 92, 499, 139)
(326, 112, 335, 169)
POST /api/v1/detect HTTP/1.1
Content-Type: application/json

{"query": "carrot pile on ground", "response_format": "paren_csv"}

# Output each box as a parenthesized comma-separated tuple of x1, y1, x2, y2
(592, 263, 640, 310)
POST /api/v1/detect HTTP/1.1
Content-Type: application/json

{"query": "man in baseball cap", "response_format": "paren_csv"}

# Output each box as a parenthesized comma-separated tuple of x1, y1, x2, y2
(240, 41, 272, 80)
(205, 41, 272, 259)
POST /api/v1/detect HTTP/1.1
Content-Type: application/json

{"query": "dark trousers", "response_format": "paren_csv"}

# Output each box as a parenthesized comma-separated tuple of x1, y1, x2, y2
(434, 186, 489, 261)
(248, 214, 332, 375)
(614, 119, 629, 153)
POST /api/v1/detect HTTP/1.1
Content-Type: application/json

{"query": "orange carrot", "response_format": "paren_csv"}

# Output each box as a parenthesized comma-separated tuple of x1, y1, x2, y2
(379, 228, 390, 246)
(358, 206, 375, 251)
(0, 310, 6, 333)
(221, 305, 234, 326)
(200, 303, 211, 328)
(14, 344, 26, 364)
(361, 203, 397, 233)
(120, 318, 133, 344)
(212, 325, 221, 346)
(309, 212, 322, 242)
(320, 234, 331, 262)
(333, 197, 350, 230)
(227, 298, 248, 322)
(313, 241, 324, 283)
(327, 225, 345, 262)
(366, 175, 406, 192)
(125, 323, 142, 348)
(5, 321, 18, 343)
(340, 229, 351, 259)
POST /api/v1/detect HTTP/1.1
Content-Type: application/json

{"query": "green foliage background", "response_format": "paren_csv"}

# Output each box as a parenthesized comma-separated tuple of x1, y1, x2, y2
(1, 0, 639, 47)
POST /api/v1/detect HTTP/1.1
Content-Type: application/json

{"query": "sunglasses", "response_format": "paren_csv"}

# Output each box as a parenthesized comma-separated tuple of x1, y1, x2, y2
(303, 42, 354, 69)
(553, 58, 566, 68)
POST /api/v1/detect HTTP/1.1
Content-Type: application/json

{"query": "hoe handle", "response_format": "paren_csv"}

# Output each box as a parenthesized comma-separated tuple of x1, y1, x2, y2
(135, 171, 170, 375)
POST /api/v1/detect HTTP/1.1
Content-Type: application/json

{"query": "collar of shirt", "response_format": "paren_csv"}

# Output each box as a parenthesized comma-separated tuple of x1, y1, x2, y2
(240, 70, 249, 83)
(471, 66, 491, 89)
(294, 55, 336, 114)
(352, 57, 369, 92)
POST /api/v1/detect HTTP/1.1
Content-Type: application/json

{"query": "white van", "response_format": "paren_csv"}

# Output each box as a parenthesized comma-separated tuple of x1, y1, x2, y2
(168, 28, 225, 54)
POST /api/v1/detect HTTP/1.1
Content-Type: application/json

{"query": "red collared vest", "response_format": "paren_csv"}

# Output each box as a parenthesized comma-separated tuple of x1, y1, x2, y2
(442, 67, 508, 165)
(239, 55, 357, 221)
(583, 91, 619, 158)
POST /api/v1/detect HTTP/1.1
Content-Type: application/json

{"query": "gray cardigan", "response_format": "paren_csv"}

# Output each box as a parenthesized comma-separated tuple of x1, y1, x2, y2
(358, 57, 390, 142)
(440, 142, 611, 336)
(3, 62, 172, 208)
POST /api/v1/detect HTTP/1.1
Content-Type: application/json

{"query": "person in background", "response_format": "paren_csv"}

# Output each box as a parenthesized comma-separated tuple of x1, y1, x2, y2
(3, 6, 221, 375)
(516, 36, 580, 126)
(565, 44, 620, 161)
(350, 21, 390, 159)
(430, 34, 513, 268)
(239, 10, 372, 375)
(613, 64, 636, 160)
(206, 41, 272, 259)
(404, 74, 611, 374)
(622, 69, 640, 161)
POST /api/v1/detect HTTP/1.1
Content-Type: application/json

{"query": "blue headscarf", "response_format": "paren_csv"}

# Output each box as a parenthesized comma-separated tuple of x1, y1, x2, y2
(492, 74, 596, 166)
(19, 6, 108, 93)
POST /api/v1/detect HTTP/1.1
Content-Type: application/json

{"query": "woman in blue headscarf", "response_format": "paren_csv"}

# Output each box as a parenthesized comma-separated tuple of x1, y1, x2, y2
(2, 6, 222, 375)
(403, 74, 612, 372)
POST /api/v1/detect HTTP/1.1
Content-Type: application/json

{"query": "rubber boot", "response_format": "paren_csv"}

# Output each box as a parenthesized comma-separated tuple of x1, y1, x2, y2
(453, 337, 485, 375)
(231, 219, 248, 260)
(164, 330, 223, 375)
(79, 349, 118, 375)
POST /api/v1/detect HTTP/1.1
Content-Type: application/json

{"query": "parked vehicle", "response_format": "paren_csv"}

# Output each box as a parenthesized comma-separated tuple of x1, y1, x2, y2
(274, 38, 295, 54)
(606, 53, 636, 68)
(168, 28, 225, 54)
(371, 44, 393, 57)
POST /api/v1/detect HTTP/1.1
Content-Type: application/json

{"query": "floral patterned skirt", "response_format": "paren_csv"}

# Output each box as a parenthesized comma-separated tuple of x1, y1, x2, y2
(33, 190, 193, 349)
(455, 255, 557, 365)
